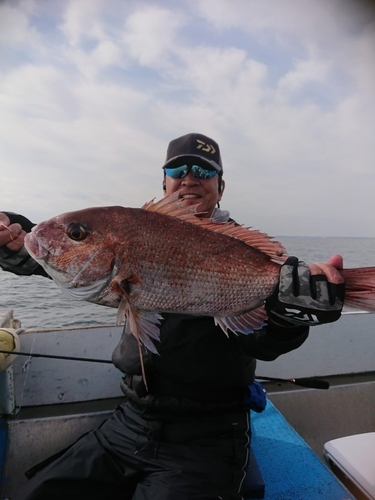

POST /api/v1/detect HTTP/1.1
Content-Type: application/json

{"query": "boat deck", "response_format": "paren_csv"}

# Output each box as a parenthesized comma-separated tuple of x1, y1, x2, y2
(1, 400, 355, 500)
(251, 401, 354, 499)
(1, 309, 374, 499)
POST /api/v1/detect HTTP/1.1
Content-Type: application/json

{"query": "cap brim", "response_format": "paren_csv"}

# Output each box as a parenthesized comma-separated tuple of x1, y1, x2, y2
(162, 154, 222, 172)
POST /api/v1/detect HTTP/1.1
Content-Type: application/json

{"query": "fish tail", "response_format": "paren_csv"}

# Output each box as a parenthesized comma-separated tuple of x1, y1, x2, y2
(341, 267, 375, 311)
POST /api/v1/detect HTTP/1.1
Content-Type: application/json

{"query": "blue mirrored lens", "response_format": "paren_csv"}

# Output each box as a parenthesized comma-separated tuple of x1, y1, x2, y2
(165, 164, 217, 179)
(191, 165, 217, 179)
(165, 165, 189, 179)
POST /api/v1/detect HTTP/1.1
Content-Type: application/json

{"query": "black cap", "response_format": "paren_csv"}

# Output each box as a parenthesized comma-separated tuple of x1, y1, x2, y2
(163, 133, 223, 172)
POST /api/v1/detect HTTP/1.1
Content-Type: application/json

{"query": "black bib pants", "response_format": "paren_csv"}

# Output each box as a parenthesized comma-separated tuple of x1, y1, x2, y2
(14, 402, 249, 500)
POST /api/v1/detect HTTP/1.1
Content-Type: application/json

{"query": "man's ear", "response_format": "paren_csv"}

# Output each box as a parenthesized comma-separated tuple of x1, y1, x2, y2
(218, 179, 225, 199)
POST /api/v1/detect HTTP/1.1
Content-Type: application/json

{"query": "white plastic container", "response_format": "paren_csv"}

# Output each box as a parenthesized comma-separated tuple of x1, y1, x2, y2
(324, 432, 375, 500)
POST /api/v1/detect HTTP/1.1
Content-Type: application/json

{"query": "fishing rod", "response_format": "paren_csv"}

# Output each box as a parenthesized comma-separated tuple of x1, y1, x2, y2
(0, 349, 330, 389)
(256, 375, 330, 390)
(0, 349, 112, 364)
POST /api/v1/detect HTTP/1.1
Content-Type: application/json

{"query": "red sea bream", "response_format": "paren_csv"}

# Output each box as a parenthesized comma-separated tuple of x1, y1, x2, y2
(24, 194, 375, 356)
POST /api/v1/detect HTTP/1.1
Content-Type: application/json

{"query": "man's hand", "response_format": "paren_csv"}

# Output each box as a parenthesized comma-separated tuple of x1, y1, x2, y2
(0, 213, 26, 252)
(266, 254, 345, 327)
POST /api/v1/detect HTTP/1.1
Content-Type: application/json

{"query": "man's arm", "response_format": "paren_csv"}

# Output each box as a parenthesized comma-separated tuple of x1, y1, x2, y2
(238, 320, 310, 361)
(0, 212, 48, 277)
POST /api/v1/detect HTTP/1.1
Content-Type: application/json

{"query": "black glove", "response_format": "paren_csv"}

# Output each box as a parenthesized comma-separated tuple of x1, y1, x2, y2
(266, 256, 345, 327)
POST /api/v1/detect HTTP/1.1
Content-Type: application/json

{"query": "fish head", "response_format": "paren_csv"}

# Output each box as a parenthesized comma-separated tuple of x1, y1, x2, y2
(24, 207, 125, 301)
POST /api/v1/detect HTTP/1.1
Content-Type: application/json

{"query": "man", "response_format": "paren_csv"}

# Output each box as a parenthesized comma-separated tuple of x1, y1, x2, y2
(0, 133, 344, 500)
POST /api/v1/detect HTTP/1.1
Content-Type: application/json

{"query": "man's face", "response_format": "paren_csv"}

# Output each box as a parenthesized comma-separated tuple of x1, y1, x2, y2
(163, 168, 225, 218)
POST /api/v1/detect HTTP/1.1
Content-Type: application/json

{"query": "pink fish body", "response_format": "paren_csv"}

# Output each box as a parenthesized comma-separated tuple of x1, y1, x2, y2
(25, 195, 286, 348)
(24, 194, 375, 356)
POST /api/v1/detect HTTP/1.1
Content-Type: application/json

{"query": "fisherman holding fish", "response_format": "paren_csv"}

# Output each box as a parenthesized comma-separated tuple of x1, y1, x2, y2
(0, 132, 362, 500)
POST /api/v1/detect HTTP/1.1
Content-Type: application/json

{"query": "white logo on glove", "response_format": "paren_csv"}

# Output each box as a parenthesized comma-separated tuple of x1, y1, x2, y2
(284, 308, 320, 324)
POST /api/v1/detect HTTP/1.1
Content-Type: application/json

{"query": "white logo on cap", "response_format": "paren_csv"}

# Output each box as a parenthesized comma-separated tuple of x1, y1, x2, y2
(196, 139, 216, 155)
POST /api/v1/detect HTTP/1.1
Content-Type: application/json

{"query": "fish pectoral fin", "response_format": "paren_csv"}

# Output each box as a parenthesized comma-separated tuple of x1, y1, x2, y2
(116, 295, 128, 326)
(117, 300, 163, 393)
(115, 275, 142, 325)
(131, 309, 163, 355)
(127, 306, 163, 393)
(121, 303, 162, 355)
(215, 306, 267, 335)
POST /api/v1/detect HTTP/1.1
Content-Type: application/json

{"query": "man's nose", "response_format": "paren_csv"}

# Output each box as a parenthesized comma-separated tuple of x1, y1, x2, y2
(181, 172, 198, 184)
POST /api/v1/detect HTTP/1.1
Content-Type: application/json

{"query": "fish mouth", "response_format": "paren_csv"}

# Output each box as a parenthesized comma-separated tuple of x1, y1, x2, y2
(24, 232, 50, 260)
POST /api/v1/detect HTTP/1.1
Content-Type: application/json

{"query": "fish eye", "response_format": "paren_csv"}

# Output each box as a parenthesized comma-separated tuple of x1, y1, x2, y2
(67, 222, 89, 241)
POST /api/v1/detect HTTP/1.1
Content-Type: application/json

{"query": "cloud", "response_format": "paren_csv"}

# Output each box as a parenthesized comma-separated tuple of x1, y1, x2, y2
(123, 6, 185, 67)
(0, 0, 374, 237)
(277, 53, 331, 94)
(0, 0, 40, 46)
(59, 0, 107, 46)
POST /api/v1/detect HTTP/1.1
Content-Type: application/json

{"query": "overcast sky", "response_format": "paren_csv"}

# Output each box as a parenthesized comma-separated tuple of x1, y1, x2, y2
(1, 0, 375, 237)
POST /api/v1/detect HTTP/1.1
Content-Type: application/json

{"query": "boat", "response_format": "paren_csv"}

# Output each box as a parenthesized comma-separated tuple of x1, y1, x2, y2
(1, 307, 374, 499)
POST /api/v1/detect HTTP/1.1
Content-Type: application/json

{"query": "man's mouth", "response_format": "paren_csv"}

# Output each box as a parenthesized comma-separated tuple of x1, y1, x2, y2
(180, 193, 201, 199)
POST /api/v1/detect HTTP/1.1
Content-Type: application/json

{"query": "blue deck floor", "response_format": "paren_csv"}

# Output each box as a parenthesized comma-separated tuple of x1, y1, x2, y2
(0, 419, 7, 500)
(250, 401, 354, 500)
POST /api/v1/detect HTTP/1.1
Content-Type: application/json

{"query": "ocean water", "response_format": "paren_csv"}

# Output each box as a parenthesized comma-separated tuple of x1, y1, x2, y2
(0, 236, 374, 329)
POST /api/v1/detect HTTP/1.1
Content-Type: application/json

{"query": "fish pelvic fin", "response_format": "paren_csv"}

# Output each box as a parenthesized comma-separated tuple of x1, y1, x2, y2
(215, 305, 268, 335)
(142, 192, 287, 262)
(341, 267, 375, 311)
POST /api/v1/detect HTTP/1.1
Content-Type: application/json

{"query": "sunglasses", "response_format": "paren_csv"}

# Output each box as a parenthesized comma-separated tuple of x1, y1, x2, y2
(164, 163, 218, 180)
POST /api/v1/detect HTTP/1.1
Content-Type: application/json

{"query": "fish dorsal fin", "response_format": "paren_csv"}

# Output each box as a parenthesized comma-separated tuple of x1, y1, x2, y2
(141, 192, 202, 221)
(142, 193, 287, 262)
(192, 219, 288, 262)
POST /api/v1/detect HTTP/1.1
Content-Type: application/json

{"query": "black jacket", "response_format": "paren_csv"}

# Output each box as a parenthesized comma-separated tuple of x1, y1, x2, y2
(1, 211, 309, 414)
(112, 312, 308, 413)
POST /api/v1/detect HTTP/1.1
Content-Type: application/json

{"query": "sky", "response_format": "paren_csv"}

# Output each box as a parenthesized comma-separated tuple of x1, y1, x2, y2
(1, 0, 375, 237)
